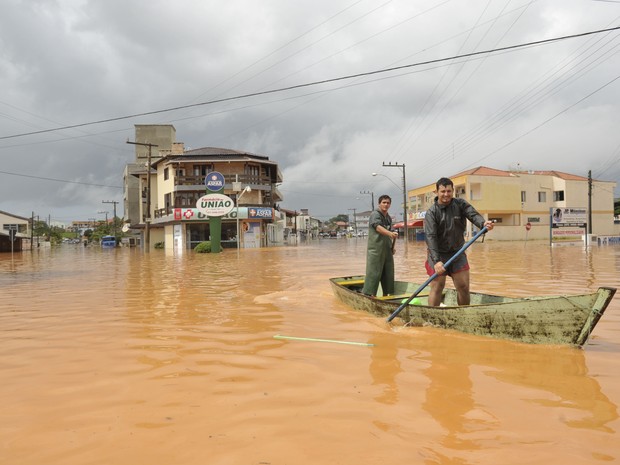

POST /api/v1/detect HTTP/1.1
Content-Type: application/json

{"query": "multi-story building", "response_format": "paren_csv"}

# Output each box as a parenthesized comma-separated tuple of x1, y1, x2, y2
(124, 126, 283, 250)
(124, 124, 177, 227)
(408, 166, 617, 241)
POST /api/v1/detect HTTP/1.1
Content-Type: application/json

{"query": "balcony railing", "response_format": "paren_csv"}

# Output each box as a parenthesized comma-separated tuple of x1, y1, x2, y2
(175, 173, 273, 187)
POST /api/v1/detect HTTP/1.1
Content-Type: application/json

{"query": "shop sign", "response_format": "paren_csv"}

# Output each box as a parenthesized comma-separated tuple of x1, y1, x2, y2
(174, 207, 249, 221)
(248, 207, 273, 219)
(196, 193, 234, 217)
(551, 207, 587, 226)
(204, 171, 225, 192)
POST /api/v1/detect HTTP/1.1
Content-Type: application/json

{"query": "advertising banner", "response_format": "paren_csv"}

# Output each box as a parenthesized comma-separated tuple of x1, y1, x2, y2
(174, 207, 273, 221)
(551, 207, 587, 226)
(550, 207, 587, 245)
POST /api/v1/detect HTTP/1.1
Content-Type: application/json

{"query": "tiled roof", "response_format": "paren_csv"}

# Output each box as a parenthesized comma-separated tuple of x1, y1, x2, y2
(518, 170, 588, 181)
(451, 166, 514, 177)
(183, 147, 267, 160)
(451, 166, 591, 181)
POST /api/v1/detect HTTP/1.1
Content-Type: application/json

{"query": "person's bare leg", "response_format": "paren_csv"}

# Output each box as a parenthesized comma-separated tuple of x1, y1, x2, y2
(452, 269, 471, 305)
(428, 275, 447, 306)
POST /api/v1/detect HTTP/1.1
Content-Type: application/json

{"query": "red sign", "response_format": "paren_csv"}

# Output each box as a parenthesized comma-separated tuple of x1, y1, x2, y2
(525, 222, 531, 231)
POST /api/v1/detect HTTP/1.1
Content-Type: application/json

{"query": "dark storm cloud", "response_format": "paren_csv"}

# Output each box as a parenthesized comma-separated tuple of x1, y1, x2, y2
(1, 0, 619, 223)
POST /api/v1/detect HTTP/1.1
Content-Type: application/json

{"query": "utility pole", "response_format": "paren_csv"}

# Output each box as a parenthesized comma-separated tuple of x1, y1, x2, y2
(98, 211, 109, 224)
(31, 212, 34, 251)
(360, 190, 375, 210)
(126, 140, 158, 252)
(588, 170, 592, 234)
(102, 200, 119, 237)
(382, 162, 408, 249)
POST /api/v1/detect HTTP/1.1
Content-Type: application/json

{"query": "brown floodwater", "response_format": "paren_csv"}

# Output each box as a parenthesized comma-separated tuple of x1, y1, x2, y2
(1, 239, 619, 465)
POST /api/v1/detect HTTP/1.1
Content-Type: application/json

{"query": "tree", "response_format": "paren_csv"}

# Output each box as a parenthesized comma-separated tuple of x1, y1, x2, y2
(327, 214, 349, 224)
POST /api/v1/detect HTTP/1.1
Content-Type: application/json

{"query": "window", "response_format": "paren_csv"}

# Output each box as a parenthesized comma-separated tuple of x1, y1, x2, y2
(164, 167, 169, 180)
(538, 191, 546, 202)
(553, 190, 564, 201)
(521, 191, 526, 202)
(245, 164, 260, 177)
(193, 164, 212, 176)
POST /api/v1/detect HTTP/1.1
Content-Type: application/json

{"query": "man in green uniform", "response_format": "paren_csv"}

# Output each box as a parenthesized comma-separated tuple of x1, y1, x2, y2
(362, 195, 399, 296)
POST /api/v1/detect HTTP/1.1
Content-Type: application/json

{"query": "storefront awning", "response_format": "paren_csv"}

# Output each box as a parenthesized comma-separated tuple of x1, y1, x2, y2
(392, 220, 424, 229)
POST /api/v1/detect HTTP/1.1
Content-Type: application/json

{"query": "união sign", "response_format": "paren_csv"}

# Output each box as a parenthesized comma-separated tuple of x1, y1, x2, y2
(196, 193, 234, 217)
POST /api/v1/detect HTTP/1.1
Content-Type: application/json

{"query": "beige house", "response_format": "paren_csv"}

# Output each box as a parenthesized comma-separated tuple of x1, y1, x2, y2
(125, 127, 283, 251)
(0, 210, 31, 252)
(408, 166, 617, 241)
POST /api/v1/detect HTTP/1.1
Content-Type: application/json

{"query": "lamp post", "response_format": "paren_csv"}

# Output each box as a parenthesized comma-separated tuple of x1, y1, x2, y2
(236, 185, 251, 254)
(373, 164, 408, 249)
(359, 190, 374, 210)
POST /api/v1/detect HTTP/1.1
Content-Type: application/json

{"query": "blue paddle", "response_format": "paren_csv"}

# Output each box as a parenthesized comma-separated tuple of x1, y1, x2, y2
(386, 226, 488, 323)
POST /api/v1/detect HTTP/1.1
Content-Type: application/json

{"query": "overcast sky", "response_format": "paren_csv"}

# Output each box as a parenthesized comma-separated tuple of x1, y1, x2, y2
(1, 0, 619, 224)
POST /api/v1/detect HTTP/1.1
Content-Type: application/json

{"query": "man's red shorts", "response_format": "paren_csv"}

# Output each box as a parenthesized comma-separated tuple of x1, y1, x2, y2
(425, 252, 470, 276)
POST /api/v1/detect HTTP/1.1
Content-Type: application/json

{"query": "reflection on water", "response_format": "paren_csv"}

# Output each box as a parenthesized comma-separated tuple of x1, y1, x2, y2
(1, 240, 619, 464)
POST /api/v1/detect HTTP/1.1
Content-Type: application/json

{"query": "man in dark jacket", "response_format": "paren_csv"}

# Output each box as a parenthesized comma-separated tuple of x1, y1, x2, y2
(424, 177, 494, 306)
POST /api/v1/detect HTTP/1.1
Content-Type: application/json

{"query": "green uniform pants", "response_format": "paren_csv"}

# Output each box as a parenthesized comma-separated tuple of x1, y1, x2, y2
(362, 240, 395, 296)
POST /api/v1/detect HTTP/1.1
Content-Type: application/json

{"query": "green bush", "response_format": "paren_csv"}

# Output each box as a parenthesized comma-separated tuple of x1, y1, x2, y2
(154, 241, 165, 249)
(194, 241, 212, 253)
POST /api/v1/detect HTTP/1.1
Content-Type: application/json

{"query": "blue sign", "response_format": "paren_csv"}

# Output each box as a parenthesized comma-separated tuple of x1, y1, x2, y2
(204, 171, 225, 192)
(248, 207, 273, 219)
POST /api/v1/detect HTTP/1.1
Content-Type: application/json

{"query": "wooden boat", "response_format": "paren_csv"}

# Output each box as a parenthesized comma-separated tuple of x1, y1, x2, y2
(330, 276, 616, 347)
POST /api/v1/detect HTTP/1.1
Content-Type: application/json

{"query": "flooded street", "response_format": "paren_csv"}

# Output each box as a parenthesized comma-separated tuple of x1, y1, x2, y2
(1, 239, 619, 465)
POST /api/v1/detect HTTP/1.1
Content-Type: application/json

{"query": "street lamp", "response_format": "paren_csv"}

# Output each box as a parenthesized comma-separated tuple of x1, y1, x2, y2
(372, 172, 400, 190)
(373, 163, 408, 249)
(236, 185, 251, 254)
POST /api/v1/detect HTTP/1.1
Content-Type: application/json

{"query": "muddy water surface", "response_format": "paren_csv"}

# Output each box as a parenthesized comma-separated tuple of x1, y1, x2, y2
(1, 239, 619, 464)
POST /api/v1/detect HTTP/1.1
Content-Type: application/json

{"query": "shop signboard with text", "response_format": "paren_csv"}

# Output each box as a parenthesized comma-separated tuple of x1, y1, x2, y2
(174, 207, 273, 221)
(550, 207, 587, 245)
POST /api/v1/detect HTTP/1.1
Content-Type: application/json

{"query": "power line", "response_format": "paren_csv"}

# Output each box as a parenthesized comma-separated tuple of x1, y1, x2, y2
(0, 169, 122, 188)
(2, 25, 619, 141)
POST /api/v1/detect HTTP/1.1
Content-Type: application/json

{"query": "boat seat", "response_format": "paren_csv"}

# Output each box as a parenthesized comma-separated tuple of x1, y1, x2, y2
(339, 279, 365, 286)
(375, 293, 429, 301)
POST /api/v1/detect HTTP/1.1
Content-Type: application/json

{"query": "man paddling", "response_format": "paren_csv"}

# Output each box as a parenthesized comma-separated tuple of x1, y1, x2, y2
(424, 178, 494, 306)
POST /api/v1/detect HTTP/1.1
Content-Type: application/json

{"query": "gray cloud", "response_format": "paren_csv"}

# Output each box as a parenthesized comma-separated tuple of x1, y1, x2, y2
(1, 0, 619, 223)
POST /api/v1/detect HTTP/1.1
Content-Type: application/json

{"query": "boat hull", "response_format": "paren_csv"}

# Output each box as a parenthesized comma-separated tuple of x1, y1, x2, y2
(330, 276, 616, 346)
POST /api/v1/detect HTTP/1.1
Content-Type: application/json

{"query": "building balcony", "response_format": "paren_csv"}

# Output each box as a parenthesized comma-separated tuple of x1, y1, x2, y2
(172, 174, 283, 202)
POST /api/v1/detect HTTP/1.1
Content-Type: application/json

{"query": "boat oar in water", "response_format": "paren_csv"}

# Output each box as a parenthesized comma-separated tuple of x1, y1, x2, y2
(386, 226, 488, 323)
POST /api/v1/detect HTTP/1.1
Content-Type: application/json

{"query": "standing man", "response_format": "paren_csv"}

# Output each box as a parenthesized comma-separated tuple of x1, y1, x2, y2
(424, 178, 494, 306)
(363, 195, 399, 296)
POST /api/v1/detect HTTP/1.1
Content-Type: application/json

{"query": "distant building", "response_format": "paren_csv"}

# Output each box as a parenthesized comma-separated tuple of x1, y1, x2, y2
(294, 209, 321, 239)
(123, 125, 284, 250)
(0, 210, 30, 252)
(408, 166, 618, 240)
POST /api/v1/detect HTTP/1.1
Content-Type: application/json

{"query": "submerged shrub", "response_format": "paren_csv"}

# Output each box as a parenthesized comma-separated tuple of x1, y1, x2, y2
(194, 241, 212, 253)
(154, 241, 165, 249)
